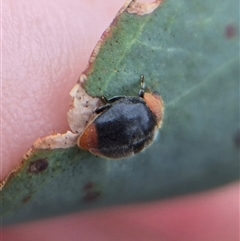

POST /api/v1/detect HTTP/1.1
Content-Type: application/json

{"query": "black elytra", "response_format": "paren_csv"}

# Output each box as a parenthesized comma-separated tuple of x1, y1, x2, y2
(78, 75, 164, 159)
(95, 96, 157, 158)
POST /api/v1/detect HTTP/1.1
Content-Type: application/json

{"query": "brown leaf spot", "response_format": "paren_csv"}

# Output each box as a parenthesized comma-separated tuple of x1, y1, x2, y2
(83, 191, 101, 203)
(225, 24, 237, 39)
(83, 182, 94, 191)
(28, 158, 48, 174)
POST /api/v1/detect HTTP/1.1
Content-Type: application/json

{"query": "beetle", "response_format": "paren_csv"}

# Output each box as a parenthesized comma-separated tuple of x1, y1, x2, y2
(78, 75, 164, 159)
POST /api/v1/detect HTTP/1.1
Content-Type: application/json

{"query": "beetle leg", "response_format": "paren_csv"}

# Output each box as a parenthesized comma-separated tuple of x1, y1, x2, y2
(101, 95, 126, 104)
(139, 75, 145, 98)
(94, 104, 111, 114)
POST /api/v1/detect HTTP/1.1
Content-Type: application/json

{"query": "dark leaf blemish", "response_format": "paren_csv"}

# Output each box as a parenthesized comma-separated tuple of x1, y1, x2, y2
(28, 158, 48, 174)
(233, 130, 240, 148)
(22, 195, 31, 204)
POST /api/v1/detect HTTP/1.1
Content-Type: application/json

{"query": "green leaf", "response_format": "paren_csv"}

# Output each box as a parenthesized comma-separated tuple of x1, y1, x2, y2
(1, 0, 239, 225)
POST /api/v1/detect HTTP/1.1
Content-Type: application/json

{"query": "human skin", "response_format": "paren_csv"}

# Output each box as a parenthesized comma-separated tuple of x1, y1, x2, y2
(1, 1, 239, 240)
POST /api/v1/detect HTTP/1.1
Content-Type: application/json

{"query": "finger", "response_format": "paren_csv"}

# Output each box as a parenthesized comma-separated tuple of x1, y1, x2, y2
(2, 0, 126, 180)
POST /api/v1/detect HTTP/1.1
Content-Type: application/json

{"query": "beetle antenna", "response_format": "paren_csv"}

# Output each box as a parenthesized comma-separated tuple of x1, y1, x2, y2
(139, 75, 145, 98)
(100, 96, 109, 104)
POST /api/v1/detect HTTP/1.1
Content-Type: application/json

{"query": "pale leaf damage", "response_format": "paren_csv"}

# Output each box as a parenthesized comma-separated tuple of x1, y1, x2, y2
(127, 0, 164, 16)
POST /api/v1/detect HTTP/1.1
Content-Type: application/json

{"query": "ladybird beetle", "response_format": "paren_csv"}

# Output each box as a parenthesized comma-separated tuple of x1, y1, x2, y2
(78, 75, 164, 159)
